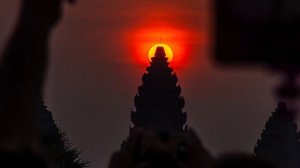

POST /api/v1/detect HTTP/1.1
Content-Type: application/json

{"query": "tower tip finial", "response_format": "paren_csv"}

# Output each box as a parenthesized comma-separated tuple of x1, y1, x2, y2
(160, 36, 162, 44)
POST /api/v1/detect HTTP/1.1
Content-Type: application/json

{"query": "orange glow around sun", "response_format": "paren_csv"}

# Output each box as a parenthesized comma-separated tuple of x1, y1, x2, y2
(120, 2, 207, 70)
(125, 26, 192, 69)
(148, 44, 173, 62)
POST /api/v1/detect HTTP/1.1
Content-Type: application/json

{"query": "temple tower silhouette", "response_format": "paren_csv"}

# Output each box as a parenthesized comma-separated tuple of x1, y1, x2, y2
(254, 102, 300, 168)
(130, 46, 187, 133)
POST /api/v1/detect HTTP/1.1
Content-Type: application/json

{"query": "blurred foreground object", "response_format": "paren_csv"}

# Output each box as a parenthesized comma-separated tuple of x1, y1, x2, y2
(215, 0, 300, 68)
(0, 0, 77, 149)
(212, 153, 274, 168)
(215, 0, 300, 100)
(109, 129, 213, 168)
(0, 0, 78, 166)
(0, 149, 47, 168)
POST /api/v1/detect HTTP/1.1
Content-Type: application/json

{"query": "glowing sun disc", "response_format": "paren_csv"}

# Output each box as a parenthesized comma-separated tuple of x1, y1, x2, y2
(148, 44, 173, 62)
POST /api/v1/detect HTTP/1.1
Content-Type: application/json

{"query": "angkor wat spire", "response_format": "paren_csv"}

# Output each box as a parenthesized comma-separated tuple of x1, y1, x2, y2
(254, 102, 300, 168)
(130, 46, 187, 133)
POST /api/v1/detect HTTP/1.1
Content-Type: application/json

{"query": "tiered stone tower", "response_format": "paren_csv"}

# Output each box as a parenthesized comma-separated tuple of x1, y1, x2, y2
(130, 46, 187, 133)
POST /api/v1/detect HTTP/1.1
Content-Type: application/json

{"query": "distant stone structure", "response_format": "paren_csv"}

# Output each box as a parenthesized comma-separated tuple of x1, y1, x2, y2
(254, 102, 300, 168)
(130, 46, 187, 133)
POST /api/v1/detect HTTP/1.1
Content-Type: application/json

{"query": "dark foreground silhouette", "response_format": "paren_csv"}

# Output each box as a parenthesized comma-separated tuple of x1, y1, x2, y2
(110, 129, 276, 168)
(110, 129, 213, 168)
(212, 153, 275, 168)
(0, 0, 86, 167)
(0, 0, 299, 168)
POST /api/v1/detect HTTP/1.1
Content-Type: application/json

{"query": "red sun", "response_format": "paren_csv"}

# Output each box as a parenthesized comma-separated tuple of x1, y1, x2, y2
(148, 43, 173, 62)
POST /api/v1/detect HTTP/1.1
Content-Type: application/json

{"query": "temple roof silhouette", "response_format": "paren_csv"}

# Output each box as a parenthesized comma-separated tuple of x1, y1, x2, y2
(130, 46, 187, 133)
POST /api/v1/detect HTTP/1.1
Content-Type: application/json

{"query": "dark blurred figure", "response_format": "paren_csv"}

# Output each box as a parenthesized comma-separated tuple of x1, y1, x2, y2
(215, 0, 300, 113)
(215, 3, 300, 168)
(212, 153, 275, 168)
(215, 0, 300, 68)
(0, 148, 47, 168)
(109, 129, 213, 168)
(0, 0, 75, 167)
(0, 0, 66, 149)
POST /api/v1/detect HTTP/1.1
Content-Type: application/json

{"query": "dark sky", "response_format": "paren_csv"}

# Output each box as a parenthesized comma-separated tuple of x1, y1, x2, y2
(0, 1, 279, 168)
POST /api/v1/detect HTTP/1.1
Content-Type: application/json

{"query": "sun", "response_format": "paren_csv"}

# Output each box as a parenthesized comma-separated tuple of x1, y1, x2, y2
(148, 44, 173, 62)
